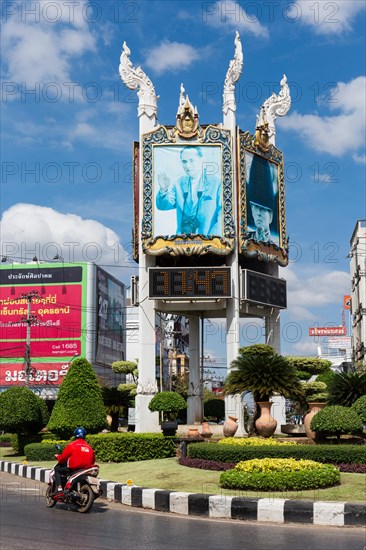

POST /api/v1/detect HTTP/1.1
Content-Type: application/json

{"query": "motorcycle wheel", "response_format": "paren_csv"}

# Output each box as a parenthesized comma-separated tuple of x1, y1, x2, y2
(76, 484, 94, 513)
(45, 486, 57, 507)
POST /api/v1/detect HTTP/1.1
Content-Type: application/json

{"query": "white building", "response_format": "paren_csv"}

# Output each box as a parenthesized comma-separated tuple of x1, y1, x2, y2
(350, 220, 366, 362)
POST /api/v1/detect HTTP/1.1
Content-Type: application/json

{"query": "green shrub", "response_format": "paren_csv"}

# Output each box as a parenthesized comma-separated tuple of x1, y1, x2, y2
(24, 442, 68, 461)
(47, 358, 107, 438)
(0, 434, 12, 443)
(0, 387, 49, 436)
(351, 395, 366, 423)
(188, 442, 366, 464)
(310, 405, 363, 436)
(220, 458, 340, 491)
(86, 433, 176, 462)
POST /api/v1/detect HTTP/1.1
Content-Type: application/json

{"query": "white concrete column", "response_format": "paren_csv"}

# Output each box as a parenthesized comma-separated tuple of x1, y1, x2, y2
(187, 315, 202, 424)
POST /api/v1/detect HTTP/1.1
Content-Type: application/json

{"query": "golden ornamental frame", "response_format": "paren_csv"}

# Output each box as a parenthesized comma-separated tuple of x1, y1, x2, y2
(141, 124, 235, 256)
(238, 130, 289, 266)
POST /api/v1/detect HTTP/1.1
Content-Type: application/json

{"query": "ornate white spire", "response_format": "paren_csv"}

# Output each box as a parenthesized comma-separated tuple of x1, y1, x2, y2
(223, 31, 244, 116)
(119, 41, 159, 120)
(257, 74, 291, 145)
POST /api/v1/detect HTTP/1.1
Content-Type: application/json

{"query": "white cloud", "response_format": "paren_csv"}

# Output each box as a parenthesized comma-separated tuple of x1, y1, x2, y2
(281, 266, 350, 320)
(1, 0, 96, 92)
(144, 41, 200, 75)
(0, 204, 134, 282)
(279, 77, 366, 157)
(288, 0, 365, 35)
(353, 153, 366, 165)
(204, 1, 268, 38)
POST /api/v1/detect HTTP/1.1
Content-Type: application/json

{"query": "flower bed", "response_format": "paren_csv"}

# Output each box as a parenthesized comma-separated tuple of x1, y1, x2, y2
(220, 458, 340, 491)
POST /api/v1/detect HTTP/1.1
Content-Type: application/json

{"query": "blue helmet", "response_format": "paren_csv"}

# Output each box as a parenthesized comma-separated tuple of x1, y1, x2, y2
(73, 427, 86, 439)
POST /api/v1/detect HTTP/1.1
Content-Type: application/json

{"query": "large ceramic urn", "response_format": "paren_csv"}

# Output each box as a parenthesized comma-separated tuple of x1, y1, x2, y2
(304, 402, 325, 441)
(255, 401, 277, 438)
(223, 416, 238, 437)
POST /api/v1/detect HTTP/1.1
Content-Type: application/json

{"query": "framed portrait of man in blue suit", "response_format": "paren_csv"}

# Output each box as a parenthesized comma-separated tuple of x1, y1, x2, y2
(141, 125, 234, 257)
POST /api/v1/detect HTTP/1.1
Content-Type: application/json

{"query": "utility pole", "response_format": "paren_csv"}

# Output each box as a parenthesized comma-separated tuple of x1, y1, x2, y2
(21, 290, 39, 385)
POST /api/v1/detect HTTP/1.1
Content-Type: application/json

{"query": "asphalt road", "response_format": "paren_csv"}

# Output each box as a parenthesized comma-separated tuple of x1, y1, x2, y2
(1, 472, 365, 550)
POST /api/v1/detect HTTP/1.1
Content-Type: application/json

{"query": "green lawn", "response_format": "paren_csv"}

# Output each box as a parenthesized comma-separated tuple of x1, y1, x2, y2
(1, 447, 365, 502)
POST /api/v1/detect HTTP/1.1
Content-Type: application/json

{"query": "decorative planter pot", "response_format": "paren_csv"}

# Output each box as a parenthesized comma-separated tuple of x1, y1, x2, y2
(186, 427, 200, 438)
(255, 401, 277, 438)
(223, 416, 238, 437)
(304, 402, 325, 441)
(161, 420, 178, 437)
(201, 421, 212, 439)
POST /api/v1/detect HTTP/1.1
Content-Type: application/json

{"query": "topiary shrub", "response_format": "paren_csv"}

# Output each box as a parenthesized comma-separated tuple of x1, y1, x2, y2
(148, 391, 187, 421)
(47, 358, 107, 438)
(0, 387, 49, 454)
(310, 405, 363, 441)
(0, 387, 49, 435)
(351, 395, 366, 423)
(220, 458, 340, 491)
(300, 381, 328, 403)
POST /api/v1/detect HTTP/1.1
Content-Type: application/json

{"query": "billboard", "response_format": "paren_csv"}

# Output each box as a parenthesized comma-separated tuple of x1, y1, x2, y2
(0, 263, 87, 389)
(96, 266, 126, 366)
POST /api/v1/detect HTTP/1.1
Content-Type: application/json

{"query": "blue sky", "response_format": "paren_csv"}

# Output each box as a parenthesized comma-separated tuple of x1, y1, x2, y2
(1, 0, 365, 362)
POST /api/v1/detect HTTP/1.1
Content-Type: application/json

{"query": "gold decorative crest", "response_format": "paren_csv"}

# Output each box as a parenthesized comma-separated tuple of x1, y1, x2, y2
(176, 84, 199, 139)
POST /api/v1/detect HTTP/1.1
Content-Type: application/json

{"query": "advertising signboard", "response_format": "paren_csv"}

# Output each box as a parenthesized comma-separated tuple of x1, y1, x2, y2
(308, 326, 347, 336)
(96, 266, 126, 366)
(328, 337, 352, 349)
(0, 263, 87, 389)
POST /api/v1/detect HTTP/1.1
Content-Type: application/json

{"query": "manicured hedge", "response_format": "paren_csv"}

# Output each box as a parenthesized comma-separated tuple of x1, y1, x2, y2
(24, 442, 68, 461)
(188, 442, 366, 465)
(86, 433, 176, 462)
(11, 434, 42, 455)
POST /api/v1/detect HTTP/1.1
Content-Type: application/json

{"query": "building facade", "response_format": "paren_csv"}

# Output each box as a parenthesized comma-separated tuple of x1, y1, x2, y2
(350, 220, 366, 362)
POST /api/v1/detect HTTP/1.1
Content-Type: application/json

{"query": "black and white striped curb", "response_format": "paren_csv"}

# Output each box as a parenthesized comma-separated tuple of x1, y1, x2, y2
(1, 460, 365, 527)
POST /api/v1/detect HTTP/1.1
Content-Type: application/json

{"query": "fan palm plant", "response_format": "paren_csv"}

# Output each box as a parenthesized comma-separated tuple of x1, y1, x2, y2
(225, 344, 302, 402)
(224, 345, 302, 434)
(327, 371, 366, 407)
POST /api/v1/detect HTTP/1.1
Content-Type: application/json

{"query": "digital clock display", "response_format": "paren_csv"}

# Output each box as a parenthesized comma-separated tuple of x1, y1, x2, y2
(242, 269, 287, 309)
(149, 268, 231, 299)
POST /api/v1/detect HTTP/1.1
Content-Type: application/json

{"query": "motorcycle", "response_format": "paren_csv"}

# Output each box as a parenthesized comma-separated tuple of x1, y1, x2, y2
(45, 447, 102, 513)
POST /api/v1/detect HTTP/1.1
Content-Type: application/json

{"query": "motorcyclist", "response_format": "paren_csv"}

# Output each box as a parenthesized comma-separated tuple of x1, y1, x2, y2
(53, 427, 95, 494)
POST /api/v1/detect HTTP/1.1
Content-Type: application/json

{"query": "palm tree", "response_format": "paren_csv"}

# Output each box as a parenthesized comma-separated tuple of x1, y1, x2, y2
(224, 344, 302, 434)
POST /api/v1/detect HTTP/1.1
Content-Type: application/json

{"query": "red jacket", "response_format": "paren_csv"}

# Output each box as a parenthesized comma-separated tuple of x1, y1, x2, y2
(57, 439, 95, 469)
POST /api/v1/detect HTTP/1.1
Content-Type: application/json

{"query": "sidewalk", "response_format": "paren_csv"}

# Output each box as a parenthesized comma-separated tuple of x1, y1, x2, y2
(1, 459, 365, 526)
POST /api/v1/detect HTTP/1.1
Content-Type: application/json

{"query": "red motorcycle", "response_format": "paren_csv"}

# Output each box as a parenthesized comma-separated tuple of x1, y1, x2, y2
(45, 463, 101, 513)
